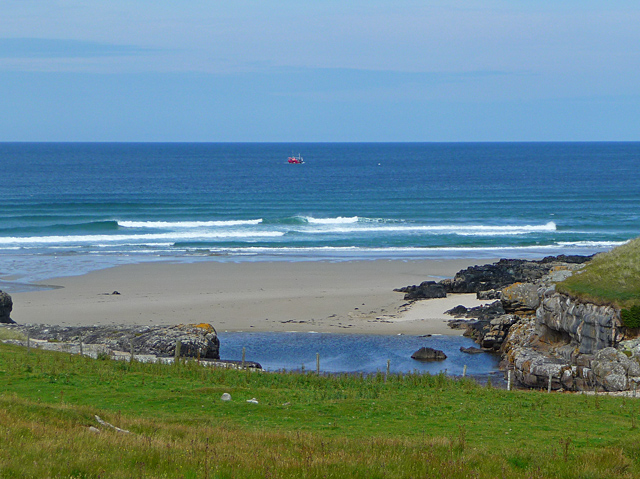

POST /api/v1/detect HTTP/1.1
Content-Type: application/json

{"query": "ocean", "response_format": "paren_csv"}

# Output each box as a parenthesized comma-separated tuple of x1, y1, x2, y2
(1, 142, 639, 287)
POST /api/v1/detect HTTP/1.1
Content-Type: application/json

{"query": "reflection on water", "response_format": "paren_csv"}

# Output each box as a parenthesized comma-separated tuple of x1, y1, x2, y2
(218, 332, 501, 377)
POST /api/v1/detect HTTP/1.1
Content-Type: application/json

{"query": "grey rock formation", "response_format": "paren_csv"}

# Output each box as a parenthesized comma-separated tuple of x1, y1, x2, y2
(500, 282, 540, 316)
(9, 323, 220, 359)
(591, 347, 640, 391)
(411, 347, 447, 361)
(0, 291, 14, 324)
(537, 291, 622, 355)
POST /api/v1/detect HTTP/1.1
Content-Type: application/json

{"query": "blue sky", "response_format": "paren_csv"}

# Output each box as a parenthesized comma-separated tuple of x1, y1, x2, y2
(1, 1, 639, 142)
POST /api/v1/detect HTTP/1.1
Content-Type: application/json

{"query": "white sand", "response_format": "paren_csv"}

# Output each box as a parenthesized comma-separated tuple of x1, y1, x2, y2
(11, 259, 496, 335)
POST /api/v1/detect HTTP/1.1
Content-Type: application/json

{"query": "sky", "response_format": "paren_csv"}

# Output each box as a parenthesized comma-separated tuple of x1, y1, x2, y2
(1, 1, 639, 142)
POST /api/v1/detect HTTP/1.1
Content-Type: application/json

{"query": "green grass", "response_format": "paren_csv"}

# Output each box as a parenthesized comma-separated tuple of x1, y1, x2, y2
(1, 342, 640, 478)
(0, 328, 26, 341)
(557, 236, 640, 309)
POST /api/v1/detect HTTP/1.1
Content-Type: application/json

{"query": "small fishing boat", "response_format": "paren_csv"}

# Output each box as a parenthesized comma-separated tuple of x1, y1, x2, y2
(288, 154, 304, 164)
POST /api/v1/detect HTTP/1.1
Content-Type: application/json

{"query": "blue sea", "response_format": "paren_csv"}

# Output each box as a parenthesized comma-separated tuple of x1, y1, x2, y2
(2, 142, 638, 287)
(2, 142, 638, 376)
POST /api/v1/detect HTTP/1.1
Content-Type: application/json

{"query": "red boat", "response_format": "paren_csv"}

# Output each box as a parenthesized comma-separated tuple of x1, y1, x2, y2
(288, 154, 304, 164)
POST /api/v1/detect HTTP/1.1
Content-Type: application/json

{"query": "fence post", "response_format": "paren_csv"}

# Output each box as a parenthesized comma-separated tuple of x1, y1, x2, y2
(462, 364, 467, 378)
(316, 352, 320, 375)
(241, 347, 246, 369)
(548, 372, 553, 393)
(130, 338, 134, 362)
(26, 332, 30, 354)
(175, 340, 182, 362)
(507, 370, 512, 391)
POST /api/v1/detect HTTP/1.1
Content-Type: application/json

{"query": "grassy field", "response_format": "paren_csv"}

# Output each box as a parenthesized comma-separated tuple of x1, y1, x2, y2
(557, 237, 640, 309)
(1, 342, 640, 478)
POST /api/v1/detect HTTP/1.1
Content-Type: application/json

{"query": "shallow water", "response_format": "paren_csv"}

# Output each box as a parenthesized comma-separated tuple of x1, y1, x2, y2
(218, 332, 500, 376)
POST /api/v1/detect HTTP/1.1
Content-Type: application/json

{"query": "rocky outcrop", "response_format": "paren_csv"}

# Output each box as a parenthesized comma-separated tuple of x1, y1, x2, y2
(439, 256, 591, 295)
(500, 288, 639, 391)
(0, 291, 14, 324)
(443, 260, 640, 392)
(395, 255, 592, 301)
(394, 281, 446, 300)
(537, 290, 622, 355)
(5, 323, 220, 359)
(411, 347, 447, 361)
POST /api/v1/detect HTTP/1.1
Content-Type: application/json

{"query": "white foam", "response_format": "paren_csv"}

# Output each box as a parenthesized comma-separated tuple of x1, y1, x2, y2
(118, 219, 263, 228)
(302, 216, 359, 224)
(0, 230, 285, 245)
(302, 222, 557, 236)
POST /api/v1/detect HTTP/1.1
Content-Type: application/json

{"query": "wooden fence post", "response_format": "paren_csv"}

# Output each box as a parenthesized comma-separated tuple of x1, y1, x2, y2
(175, 340, 182, 362)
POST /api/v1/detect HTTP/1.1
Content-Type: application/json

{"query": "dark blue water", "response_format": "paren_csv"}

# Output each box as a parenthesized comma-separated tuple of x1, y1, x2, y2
(218, 332, 500, 376)
(1, 142, 639, 283)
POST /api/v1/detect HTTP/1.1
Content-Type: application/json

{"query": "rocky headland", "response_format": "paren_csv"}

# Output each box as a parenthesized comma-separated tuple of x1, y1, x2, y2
(398, 254, 640, 392)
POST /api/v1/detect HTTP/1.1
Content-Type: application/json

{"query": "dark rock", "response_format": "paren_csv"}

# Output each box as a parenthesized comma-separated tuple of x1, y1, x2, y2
(477, 289, 501, 300)
(394, 281, 446, 300)
(411, 347, 447, 361)
(445, 301, 505, 321)
(460, 346, 485, 354)
(439, 256, 592, 294)
(0, 291, 15, 324)
(445, 305, 469, 317)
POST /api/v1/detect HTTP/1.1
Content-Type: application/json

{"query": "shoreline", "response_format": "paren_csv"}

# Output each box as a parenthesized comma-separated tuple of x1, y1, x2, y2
(10, 259, 496, 336)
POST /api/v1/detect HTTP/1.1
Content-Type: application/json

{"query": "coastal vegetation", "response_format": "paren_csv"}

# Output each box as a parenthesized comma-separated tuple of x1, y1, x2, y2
(557, 237, 640, 322)
(1, 342, 639, 478)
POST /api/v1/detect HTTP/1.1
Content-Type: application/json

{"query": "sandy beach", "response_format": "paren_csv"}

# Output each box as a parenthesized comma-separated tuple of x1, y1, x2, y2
(10, 259, 496, 336)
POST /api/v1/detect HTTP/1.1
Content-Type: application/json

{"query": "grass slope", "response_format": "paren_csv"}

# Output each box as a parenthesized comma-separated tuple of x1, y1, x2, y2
(557, 237, 640, 309)
(1, 343, 640, 478)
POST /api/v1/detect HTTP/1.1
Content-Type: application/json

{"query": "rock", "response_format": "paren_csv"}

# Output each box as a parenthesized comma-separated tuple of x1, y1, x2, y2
(445, 305, 469, 317)
(439, 256, 592, 294)
(500, 282, 540, 316)
(0, 291, 15, 324)
(537, 292, 622, 355)
(590, 347, 640, 391)
(509, 347, 570, 390)
(445, 301, 505, 321)
(447, 319, 471, 330)
(460, 346, 484, 354)
(10, 323, 220, 359)
(477, 289, 501, 300)
(394, 281, 446, 300)
(411, 347, 447, 361)
(246, 398, 259, 404)
(221, 393, 231, 401)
